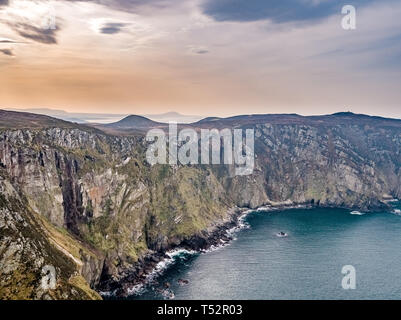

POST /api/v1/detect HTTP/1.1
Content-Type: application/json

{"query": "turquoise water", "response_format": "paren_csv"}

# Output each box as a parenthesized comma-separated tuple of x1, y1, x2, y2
(133, 204, 401, 300)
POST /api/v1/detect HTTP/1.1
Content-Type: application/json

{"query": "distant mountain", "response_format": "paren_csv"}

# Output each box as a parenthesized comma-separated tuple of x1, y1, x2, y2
(5, 108, 71, 116)
(5, 108, 203, 124)
(0, 110, 83, 129)
(104, 115, 164, 130)
(144, 111, 203, 123)
(4, 109, 400, 133)
(5, 108, 127, 124)
(192, 112, 401, 129)
(196, 116, 222, 123)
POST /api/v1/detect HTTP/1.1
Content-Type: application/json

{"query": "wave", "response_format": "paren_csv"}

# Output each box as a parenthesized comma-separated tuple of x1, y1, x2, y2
(244, 204, 310, 215)
(201, 213, 251, 253)
(125, 214, 251, 296)
(202, 204, 309, 253)
(392, 209, 401, 215)
(126, 248, 196, 295)
(350, 211, 366, 215)
(125, 204, 309, 295)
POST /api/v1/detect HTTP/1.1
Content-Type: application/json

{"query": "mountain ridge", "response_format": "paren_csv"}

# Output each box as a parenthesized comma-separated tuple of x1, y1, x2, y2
(1, 109, 400, 298)
(3, 109, 401, 131)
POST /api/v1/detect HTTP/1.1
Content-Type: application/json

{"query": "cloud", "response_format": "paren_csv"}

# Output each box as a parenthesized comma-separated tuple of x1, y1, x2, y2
(0, 1, 62, 44)
(99, 22, 128, 34)
(195, 49, 209, 54)
(0, 39, 18, 43)
(201, 0, 392, 23)
(1, 0, 401, 119)
(188, 46, 210, 55)
(9, 22, 60, 44)
(67, 0, 177, 13)
(0, 48, 13, 56)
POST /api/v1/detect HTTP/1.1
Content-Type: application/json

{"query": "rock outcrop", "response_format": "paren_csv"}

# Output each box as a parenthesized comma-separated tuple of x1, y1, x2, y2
(0, 178, 101, 299)
(0, 110, 400, 298)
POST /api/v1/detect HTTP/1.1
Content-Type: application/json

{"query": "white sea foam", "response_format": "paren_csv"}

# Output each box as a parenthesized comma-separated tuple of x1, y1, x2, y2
(392, 209, 401, 215)
(244, 204, 310, 215)
(98, 290, 115, 297)
(243, 205, 273, 214)
(255, 206, 273, 212)
(126, 205, 308, 296)
(200, 213, 251, 253)
(166, 248, 197, 258)
(126, 248, 196, 295)
(276, 232, 288, 238)
(127, 284, 145, 295)
(350, 211, 366, 215)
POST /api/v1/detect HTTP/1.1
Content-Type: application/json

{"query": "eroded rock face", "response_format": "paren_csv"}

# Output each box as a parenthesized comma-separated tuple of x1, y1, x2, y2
(219, 124, 401, 211)
(0, 119, 400, 297)
(0, 128, 233, 293)
(0, 179, 101, 300)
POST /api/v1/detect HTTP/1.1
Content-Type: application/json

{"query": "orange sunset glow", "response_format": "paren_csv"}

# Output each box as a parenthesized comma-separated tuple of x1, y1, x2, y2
(1, 0, 401, 118)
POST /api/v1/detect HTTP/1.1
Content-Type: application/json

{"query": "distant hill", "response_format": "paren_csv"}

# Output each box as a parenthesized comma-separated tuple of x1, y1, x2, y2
(2, 109, 400, 135)
(5, 108, 127, 124)
(144, 111, 203, 123)
(5, 108, 203, 124)
(192, 112, 401, 129)
(196, 116, 222, 123)
(0, 110, 83, 129)
(102, 115, 166, 130)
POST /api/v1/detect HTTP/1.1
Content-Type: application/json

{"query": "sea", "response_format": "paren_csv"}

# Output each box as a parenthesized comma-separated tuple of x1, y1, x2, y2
(130, 201, 401, 300)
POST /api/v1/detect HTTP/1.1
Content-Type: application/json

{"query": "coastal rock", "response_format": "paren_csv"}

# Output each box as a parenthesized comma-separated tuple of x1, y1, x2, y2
(178, 279, 189, 285)
(1, 111, 400, 298)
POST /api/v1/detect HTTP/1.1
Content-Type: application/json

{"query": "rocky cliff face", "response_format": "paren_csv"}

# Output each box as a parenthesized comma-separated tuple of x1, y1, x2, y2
(220, 123, 401, 211)
(0, 178, 101, 299)
(1, 111, 400, 298)
(0, 125, 233, 297)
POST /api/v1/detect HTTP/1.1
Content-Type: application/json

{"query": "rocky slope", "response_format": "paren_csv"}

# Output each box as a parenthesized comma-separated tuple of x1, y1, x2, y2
(0, 110, 400, 298)
(217, 121, 401, 210)
(0, 177, 101, 299)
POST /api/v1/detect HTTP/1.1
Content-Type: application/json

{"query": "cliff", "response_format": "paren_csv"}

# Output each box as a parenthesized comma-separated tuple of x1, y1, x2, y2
(0, 178, 101, 299)
(0, 110, 400, 298)
(218, 122, 401, 210)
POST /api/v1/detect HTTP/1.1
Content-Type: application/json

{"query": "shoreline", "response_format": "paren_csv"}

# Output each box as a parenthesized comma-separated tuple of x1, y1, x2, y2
(98, 206, 245, 297)
(99, 202, 314, 298)
(99, 198, 399, 298)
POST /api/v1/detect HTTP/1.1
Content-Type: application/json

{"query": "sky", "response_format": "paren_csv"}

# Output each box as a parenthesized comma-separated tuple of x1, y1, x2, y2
(0, 0, 401, 118)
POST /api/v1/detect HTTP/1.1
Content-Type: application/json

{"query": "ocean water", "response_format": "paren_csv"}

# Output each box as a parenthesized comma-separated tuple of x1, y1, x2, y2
(132, 203, 401, 300)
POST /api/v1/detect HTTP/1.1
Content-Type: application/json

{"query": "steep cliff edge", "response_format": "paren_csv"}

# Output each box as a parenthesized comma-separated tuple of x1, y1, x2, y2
(0, 110, 400, 298)
(0, 114, 234, 296)
(217, 122, 401, 211)
(0, 178, 101, 299)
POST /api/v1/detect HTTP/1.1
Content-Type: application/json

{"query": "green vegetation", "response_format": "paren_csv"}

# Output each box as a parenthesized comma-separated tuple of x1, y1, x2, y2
(0, 187, 101, 300)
